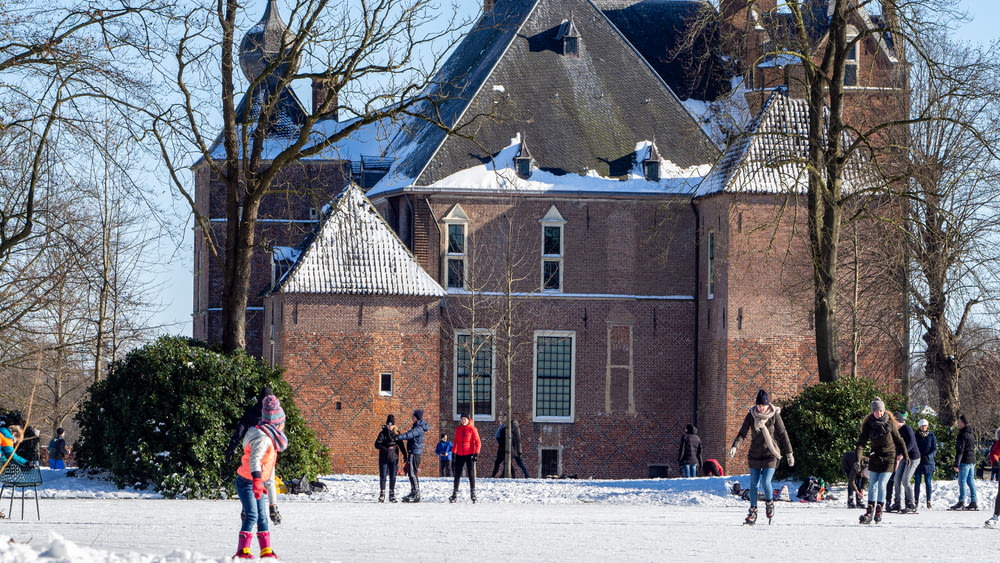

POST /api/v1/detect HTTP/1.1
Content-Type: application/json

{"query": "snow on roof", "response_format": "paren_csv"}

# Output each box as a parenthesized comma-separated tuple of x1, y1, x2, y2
(274, 184, 445, 297)
(373, 134, 709, 197)
(757, 53, 801, 68)
(696, 90, 876, 197)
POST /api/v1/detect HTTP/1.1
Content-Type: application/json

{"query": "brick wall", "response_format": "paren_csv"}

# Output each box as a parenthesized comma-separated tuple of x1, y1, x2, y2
(266, 293, 442, 474)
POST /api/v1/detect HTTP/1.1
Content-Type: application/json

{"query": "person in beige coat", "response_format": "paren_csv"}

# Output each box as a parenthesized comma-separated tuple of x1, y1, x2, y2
(728, 389, 794, 525)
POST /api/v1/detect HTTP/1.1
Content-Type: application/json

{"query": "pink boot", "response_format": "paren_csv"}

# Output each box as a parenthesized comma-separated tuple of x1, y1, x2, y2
(233, 532, 253, 559)
(258, 531, 279, 559)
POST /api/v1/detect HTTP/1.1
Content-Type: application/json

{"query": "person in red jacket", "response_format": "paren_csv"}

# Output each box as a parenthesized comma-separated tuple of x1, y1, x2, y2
(450, 413, 482, 503)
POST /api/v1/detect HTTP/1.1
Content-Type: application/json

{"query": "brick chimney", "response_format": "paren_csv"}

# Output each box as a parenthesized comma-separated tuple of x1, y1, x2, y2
(311, 77, 338, 120)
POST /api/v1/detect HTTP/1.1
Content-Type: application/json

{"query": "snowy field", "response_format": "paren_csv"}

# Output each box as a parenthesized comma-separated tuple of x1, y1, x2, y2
(0, 468, 997, 562)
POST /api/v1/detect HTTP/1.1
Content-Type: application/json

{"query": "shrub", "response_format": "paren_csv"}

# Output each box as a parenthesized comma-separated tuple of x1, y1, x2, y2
(779, 377, 904, 484)
(74, 336, 329, 498)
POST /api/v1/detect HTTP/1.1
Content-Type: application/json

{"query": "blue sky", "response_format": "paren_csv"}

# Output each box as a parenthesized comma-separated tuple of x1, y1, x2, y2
(151, 0, 1000, 340)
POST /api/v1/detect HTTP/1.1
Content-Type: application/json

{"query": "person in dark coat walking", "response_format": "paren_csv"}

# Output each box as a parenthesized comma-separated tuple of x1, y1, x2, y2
(855, 397, 906, 524)
(889, 412, 921, 513)
(840, 450, 869, 508)
(397, 409, 430, 503)
(913, 418, 937, 509)
(494, 418, 529, 478)
(728, 389, 794, 525)
(374, 414, 401, 502)
(950, 414, 978, 510)
(678, 424, 703, 478)
(490, 414, 507, 478)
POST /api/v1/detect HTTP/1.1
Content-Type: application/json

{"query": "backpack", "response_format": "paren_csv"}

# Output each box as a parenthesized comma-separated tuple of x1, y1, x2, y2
(797, 476, 825, 502)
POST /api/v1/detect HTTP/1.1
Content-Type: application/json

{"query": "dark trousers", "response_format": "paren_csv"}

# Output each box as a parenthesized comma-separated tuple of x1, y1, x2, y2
(453, 454, 476, 492)
(439, 458, 452, 477)
(492, 454, 529, 477)
(378, 458, 397, 492)
(406, 453, 422, 493)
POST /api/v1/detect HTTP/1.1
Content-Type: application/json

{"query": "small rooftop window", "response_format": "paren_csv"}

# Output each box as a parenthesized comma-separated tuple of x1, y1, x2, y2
(643, 142, 662, 182)
(556, 19, 580, 57)
(515, 135, 533, 179)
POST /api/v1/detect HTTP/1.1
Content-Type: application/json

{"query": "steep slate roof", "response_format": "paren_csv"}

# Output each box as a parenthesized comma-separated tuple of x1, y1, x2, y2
(273, 184, 445, 297)
(374, 0, 718, 193)
(595, 0, 732, 102)
(697, 89, 874, 196)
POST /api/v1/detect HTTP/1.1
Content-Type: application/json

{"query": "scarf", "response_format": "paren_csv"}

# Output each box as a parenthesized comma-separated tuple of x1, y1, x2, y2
(256, 423, 288, 453)
(868, 413, 890, 439)
(749, 405, 782, 459)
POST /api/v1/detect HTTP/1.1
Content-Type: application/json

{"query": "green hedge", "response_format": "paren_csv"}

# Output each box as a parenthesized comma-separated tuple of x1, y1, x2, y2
(779, 377, 905, 484)
(74, 336, 329, 498)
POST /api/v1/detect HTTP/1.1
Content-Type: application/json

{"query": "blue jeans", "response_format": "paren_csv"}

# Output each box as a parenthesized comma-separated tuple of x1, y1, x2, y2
(868, 471, 892, 503)
(913, 465, 933, 501)
(959, 463, 978, 502)
(748, 467, 775, 507)
(236, 475, 269, 533)
(49, 459, 65, 470)
(682, 464, 697, 478)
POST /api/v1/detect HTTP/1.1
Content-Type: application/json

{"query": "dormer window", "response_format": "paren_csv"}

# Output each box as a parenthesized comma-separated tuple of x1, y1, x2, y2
(515, 136, 533, 179)
(556, 20, 580, 57)
(643, 142, 662, 182)
(844, 25, 859, 86)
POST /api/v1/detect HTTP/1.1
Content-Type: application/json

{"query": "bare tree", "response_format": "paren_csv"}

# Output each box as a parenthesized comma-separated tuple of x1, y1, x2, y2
(151, 0, 471, 352)
(901, 36, 1000, 424)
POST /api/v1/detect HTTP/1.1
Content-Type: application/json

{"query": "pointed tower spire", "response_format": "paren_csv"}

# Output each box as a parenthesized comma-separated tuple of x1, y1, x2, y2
(239, 0, 293, 81)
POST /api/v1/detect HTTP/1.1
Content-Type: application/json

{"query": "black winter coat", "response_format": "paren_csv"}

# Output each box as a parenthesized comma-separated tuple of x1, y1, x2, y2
(677, 427, 703, 466)
(497, 421, 523, 457)
(899, 424, 921, 460)
(855, 413, 906, 473)
(375, 425, 400, 464)
(956, 425, 977, 465)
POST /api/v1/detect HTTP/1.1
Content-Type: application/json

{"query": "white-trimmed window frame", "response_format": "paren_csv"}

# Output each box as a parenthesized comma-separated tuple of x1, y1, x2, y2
(532, 330, 575, 422)
(379, 372, 393, 397)
(452, 329, 496, 421)
(845, 28, 859, 87)
(540, 206, 566, 292)
(443, 205, 469, 290)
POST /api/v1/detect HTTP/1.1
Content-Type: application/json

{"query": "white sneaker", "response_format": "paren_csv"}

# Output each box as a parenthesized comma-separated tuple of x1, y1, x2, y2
(985, 516, 998, 528)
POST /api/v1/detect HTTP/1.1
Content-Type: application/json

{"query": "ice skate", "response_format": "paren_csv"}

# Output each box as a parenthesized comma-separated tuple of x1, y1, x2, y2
(985, 515, 999, 528)
(744, 506, 758, 526)
(859, 502, 874, 525)
(964, 501, 979, 511)
(874, 502, 884, 523)
(765, 501, 774, 524)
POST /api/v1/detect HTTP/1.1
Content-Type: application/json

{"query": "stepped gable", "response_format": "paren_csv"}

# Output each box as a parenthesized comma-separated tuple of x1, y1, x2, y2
(697, 89, 875, 196)
(378, 0, 717, 192)
(595, 0, 732, 102)
(273, 184, 445, 297)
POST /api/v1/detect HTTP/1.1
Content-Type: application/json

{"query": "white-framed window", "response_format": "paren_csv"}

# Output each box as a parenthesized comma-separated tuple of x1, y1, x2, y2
(533, 330, 575, 422)
(707, 230, 715, 299)
(379, 372, 393, 397)
(443, 205, 469, 290)
(541, 205, 566, 292)
(845, 27, 859, 86)
(454, 330, 495, 420)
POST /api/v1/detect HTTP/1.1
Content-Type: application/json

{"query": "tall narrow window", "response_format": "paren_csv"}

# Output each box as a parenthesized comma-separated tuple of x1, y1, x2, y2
(845, 28, 859, 86)
(541, 206, 565, 292)
(455, 331, 494, 419)
(534, 331, 575, 421)
(707, 231, 715, 299)
(443, 205, 469, 289)
(379, 373, 393, 397)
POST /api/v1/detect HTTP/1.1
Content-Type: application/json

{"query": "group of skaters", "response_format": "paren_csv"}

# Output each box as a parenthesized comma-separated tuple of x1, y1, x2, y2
(726, 388, 999, 527)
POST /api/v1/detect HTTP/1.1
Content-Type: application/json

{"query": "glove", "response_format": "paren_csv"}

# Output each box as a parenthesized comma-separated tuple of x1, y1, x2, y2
(786, 453, 795, 467)
(252, 477, 265, 500)
(728, 447, 736, 460)
(269, 504, 282, 525)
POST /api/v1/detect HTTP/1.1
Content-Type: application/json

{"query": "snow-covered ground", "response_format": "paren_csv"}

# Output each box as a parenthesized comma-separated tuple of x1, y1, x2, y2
(0, 468, 997, 562)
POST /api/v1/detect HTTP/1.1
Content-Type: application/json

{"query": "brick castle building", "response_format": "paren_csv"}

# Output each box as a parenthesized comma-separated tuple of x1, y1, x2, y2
(194, 0, 906, 477)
